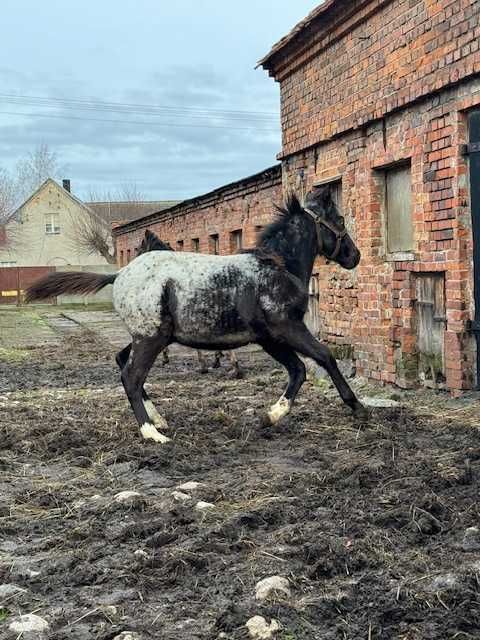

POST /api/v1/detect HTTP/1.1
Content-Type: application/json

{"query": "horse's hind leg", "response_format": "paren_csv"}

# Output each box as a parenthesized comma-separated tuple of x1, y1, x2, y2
(116, 344, 167, 429)
(212, 351, 222, 368)
(278, 322, 366, 417)
(259, 340, 306, 425)
(120, 334, 171, 443)
(162, 347, 170, 365)
(197, 350, 209, 374)
(228, 350, 243, 379)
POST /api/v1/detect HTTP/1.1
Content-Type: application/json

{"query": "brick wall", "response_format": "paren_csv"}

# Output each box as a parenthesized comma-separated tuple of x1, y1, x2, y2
(262, 0, 480, 158)
(114, 166, 282, 266)
(282, 82, 480, 390)
(263, 0, 480, 391)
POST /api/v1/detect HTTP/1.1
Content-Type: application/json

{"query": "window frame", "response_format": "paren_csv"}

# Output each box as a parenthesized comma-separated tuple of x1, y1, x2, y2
(230, 229, 243, 253)
(209, 233, 219, 255)
(45, 212, 61, 235)
(378, 160, 414, 260)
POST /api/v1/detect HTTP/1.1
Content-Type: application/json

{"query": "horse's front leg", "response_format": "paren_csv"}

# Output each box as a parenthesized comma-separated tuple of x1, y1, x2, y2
(258, 340, 306, 425)
(120, 335, 171, 443)
(197, 350, 209, 374)
(116, 343, 168, 429)
(228, 350, 243, 379)
(277, 322, 366, 417)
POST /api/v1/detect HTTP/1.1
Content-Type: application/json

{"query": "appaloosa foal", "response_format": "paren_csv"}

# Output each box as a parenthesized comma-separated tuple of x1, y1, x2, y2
(26, 187, 365, 444)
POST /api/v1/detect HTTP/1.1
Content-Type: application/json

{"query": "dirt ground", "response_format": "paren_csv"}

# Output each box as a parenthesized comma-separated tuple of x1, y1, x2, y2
(0, 307, 479, 640)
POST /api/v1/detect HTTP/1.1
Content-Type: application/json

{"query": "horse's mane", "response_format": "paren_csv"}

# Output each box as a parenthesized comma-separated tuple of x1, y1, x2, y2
(138, 229, 173, 255)
(257, 193, 304, 249)
(248, 193, 304, 266)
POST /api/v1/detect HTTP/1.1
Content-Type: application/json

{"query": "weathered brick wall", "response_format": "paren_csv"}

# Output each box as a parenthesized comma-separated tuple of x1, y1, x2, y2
(114, 166, 282, 265)
(282, 79, 480, 391)
(267, 0, 480, 158)
(258, 0, 480, 391)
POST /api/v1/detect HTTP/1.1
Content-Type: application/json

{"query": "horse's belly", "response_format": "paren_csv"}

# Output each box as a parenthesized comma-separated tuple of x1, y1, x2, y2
(175, 331, 253, 350)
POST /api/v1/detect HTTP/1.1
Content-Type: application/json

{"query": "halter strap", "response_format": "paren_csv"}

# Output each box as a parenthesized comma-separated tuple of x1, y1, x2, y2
(304, 207, 347, 261)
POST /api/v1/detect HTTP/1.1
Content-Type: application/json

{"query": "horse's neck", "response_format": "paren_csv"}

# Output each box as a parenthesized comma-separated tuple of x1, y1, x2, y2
(262, 215, 317, 285)
(280, 220, 317, 286)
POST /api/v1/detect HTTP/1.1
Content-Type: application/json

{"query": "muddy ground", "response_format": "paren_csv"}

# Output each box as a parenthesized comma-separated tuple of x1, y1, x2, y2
(0, 308, 479, 639)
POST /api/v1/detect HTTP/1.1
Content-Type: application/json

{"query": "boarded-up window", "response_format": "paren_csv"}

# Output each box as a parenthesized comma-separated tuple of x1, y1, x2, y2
(314, 179, 343, 214)
(384, 164, 413, 253)
(209, 234, 219, 255)
(191, 238, 200, 252)
(230, 230, 242, 252)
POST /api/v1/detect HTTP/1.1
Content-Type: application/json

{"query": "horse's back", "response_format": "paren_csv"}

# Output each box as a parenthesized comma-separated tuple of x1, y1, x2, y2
(113, 251, 262, 340)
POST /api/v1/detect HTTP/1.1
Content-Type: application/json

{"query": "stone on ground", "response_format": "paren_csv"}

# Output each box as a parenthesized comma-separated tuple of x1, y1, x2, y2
(177, 481, 203, 491)
(255, 575, 291, 601)
(195, 501, 215, 510)
(114, 490, 145, 505)
(246, 615, 280, 639)
(0, 583, 27, 598)
(362, 396, 400, 408)
(462, 526, 480, 551)
(9, 613, 49, 634)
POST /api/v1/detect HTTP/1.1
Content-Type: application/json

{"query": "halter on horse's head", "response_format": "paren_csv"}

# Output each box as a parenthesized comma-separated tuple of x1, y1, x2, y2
(304, 186, 360, 270)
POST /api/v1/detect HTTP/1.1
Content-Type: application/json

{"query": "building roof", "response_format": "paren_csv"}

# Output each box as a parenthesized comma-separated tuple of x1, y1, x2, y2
(10, 178, 93, 219)
(113, 164, 282, 236)
(86, 200, 180, 224)
(257, 0, 339, 73)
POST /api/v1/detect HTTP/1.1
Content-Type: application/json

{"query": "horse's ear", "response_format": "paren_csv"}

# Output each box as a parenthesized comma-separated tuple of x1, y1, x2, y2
(306, 186, 331, 210)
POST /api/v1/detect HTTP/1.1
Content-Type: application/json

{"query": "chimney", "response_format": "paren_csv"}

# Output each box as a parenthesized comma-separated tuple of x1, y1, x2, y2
(62, 179, 71, 193)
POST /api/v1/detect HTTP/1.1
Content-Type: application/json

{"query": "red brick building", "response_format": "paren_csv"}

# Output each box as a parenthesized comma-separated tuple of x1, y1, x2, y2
(113, 165, 282, 266)
(115, 0, 480, 392)
(257, 0, 480, 391)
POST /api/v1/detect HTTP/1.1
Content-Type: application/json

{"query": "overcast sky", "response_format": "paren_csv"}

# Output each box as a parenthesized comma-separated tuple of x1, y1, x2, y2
(1, 1, 319, 201)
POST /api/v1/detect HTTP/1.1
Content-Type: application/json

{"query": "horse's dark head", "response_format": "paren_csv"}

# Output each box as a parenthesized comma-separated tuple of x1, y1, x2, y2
(138, 230, 173, 255)
(304, 186, 360, 270)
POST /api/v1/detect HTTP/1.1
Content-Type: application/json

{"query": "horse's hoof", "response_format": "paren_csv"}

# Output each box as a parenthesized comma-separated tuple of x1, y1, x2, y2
(260, 412, 274, 428)
(353, 404, 369, 420)
(212, 361, 221, 369)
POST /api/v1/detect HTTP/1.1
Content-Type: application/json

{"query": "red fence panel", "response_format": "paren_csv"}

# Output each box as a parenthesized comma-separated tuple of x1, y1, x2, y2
(0, 266, 55, 305)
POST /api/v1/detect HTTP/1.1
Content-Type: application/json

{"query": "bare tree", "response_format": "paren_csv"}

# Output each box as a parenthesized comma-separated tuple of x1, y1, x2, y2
(15, 143, 65, 204)
(68, 183, 146, 264)
(69, 207, 116, 264)
(0, 144, 65, 249)
(0, 169, 15, 225)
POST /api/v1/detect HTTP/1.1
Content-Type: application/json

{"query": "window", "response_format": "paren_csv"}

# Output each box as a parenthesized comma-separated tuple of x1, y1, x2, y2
(177, 240, 184, 251)
(120, 250, 124, 266)
(382, 163, 413, 253)
(313, 178, 343, 214)
(45, 213, 60, 235)
(126, 249, 131, 263)
(0, 261, 16, 267)
(209, 234, 219, 255)
(230, 230, 243, 253)
(191, 238, 200, 252)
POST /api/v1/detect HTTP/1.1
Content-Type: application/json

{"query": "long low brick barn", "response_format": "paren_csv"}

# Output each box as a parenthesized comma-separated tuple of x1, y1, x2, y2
(257, 0, 480, 392)
(113, 164, 282, 264)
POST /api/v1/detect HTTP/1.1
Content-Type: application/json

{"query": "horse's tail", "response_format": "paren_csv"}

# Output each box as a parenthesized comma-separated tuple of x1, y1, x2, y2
(25, 271, 117, 303)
